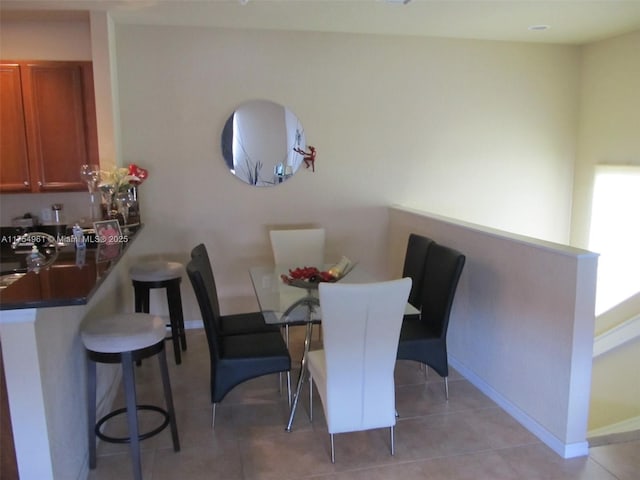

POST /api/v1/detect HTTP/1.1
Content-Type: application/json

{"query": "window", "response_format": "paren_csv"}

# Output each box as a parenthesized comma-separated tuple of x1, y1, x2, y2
(588, 166, 640, 315)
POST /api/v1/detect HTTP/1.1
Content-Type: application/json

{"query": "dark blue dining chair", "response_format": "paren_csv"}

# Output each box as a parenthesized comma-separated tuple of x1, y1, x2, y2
(186, 253, 291, 428)
(402, 233, 434, 311)
(190, 243, 280, 336)
(396, 242, 465, 400)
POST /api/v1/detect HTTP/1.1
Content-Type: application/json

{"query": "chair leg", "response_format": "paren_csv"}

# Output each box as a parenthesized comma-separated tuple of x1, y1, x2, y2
(444, 376, 449, 400)
(133, 284, 150, 313)
(122, 352, 143, 480)
(308, 375, 313, 422)
(166, 283, 185, 364)
(133, 286, 150, 367)
(157, 346, 180, 452)
(390, 426, 395, 456)
(211, 403, 216, 429)
(330, 433, 335, 463)
(86, 356, 97, 469)
(278, 326, 292, 402)
(167, 282, 187, 352)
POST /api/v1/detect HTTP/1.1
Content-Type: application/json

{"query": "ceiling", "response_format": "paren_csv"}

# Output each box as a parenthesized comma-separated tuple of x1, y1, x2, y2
(2, 0, 640, 45)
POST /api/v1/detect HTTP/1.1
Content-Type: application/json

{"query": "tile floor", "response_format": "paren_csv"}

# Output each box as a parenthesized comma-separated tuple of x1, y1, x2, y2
(88, 328, 640, 480)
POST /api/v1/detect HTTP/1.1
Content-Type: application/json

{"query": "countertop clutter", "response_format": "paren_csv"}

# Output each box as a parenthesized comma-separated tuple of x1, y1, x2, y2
(0, 225, 141, 310)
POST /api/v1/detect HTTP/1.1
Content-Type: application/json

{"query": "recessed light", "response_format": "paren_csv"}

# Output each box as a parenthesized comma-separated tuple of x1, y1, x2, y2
(529, 25, 551, 31)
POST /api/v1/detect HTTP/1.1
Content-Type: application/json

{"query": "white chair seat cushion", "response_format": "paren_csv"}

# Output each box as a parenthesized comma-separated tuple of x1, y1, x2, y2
(130, 260, 184, 282)
(80, 313, 166, 354)
(308, 347, 396, 435)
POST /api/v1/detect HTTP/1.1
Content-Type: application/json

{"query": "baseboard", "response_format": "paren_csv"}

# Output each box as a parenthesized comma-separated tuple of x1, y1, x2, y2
(448, 356, 589, 459)
(588, 428, 640, 447)
(588, 416, 640, 439)
(184, 319, 202, 330)
(157, 317, 202, 331)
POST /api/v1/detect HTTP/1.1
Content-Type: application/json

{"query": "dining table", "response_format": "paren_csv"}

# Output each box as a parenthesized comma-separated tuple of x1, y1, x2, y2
(249, 264, 420, 431)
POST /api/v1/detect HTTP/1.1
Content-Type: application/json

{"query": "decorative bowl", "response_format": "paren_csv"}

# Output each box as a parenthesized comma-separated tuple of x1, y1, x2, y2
(280, 257, 355, 290)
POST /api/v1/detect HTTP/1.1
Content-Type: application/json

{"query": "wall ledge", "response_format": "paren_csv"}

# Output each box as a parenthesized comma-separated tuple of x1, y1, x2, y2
(593, 314, 640, 358)
(391, 205, 598, 259)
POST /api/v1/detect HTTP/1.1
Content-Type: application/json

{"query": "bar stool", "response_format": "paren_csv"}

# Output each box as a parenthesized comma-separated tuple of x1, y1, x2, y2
(81, 312, 180, 480)
(130, 260, 187, 364)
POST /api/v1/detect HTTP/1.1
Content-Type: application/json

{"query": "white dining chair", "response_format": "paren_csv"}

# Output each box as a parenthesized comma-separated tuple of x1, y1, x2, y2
(269, 228, 326, 270)
(270, 228, 326, 345)
(307, 278, 411, 463)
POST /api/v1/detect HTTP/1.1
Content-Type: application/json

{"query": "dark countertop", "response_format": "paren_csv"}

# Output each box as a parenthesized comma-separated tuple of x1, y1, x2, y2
(0, 226, 141, 311)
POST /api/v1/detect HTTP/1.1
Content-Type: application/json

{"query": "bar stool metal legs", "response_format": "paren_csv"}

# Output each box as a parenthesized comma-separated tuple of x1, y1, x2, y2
(157, 343, 180, 448)
(87, 359, 97, 469)
(121, 351, 142, 479)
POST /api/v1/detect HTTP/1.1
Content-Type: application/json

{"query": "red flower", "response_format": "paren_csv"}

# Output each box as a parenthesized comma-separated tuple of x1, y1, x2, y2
(128, 164, 149, 185)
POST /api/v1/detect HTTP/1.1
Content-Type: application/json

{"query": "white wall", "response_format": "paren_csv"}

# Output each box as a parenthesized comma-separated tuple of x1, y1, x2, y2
(389, 206, 598, 458)
(113, 24, 580, 319)
(0, 17, 91, 60)
(566, 29, 640, 436)
(571, 30, 640, 248)
(1, 19, 582, 319)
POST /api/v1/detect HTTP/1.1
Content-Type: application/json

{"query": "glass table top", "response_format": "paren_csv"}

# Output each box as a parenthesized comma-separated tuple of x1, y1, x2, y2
(249, 264, 419, 325)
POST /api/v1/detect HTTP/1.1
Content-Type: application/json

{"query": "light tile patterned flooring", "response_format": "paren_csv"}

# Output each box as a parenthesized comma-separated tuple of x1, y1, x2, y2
(88, 328, 640, 480)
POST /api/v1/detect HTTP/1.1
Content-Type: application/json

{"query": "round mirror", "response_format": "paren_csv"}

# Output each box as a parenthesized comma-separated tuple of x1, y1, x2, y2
(221, 100, 306, 186)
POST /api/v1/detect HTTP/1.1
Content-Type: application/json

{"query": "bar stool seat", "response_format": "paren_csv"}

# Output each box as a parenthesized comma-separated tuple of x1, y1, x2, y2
(130, 260, 187, 364)
(81, 312, 180, 480)
(129, 260, 184, 283)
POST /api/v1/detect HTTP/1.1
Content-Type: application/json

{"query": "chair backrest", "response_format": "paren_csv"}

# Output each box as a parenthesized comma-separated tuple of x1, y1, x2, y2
(190, 243, 210, 263)
(419, 243, 465, 338)
(269, 228, 325, 269)
(189, 244, 222, 323)
(318, 277, 411, 434)
(402, 233, 433, 309)
(186, 255, 222, 362)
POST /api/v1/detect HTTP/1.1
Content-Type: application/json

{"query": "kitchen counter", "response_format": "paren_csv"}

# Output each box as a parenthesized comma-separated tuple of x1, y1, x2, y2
(0, 224, 147, 479)
(0, 226, 141, 310)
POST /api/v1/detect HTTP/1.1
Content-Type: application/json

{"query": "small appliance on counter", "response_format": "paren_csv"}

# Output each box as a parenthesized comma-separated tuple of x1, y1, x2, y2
(11, 213, 37, 229)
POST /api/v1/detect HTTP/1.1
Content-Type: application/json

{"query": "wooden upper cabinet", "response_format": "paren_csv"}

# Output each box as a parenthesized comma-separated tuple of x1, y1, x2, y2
(0, 61, 99, 193)
(0, 64, 31, 192)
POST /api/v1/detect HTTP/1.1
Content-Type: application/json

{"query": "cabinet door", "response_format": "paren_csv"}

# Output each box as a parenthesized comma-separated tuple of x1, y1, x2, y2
(21, 61, 98, 192)
(0, 63, 31, 192)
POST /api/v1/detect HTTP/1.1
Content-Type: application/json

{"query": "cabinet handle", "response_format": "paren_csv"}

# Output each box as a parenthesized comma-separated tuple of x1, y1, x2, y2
(23, 181, 29, 186)
(38, 181, 43, 186)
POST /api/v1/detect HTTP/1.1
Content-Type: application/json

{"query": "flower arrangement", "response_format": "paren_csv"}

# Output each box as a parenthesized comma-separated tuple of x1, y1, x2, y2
(99, 167, 136, 193)
(128, 164, 149, 185)
(98, 164, 148, 223)
(99, 164, 148, 192)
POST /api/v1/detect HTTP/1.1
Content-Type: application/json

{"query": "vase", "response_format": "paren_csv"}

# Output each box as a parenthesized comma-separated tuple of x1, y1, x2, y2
(127, 185, 141, 225)
(101, 201, 120, 223)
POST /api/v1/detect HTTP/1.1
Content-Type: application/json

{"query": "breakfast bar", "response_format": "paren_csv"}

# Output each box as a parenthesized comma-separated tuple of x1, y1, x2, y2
(0, 227, 143, 479)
